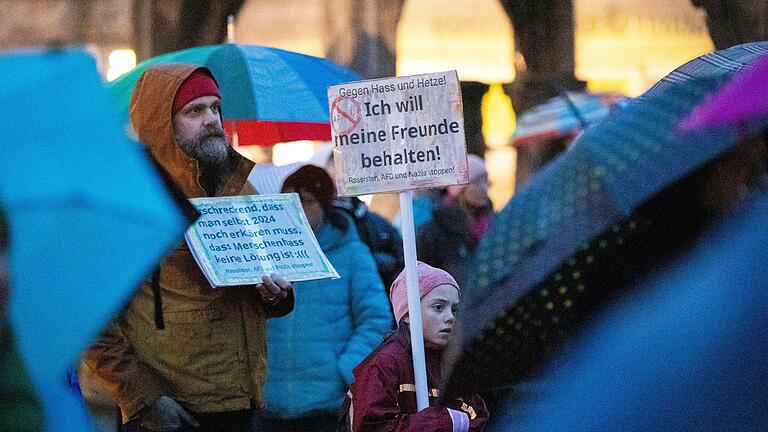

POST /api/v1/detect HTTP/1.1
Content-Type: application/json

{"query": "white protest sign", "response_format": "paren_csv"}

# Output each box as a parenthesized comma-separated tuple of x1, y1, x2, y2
(328, 71, 468, 196)
(185, 194, 338, 287)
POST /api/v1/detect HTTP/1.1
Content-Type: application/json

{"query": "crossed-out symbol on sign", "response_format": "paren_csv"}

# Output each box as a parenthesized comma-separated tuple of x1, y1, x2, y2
(330, 96, 362, 135)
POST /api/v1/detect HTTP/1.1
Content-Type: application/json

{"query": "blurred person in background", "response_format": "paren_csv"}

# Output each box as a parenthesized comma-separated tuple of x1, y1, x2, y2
(392, 188, 444, 235)
(261, 165, 392, 432)
(312, 145, 405, 291)
(331, 196, 404, 292)
(416, 155, 493, 289)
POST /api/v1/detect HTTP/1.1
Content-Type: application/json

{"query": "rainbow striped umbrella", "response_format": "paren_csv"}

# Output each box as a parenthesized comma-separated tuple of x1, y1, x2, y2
(108, 44, 362, 146)
(512, 92, 624, 146)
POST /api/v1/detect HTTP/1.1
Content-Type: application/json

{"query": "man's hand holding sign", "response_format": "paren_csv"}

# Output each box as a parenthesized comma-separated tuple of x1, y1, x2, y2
(257, 273, 293, 305)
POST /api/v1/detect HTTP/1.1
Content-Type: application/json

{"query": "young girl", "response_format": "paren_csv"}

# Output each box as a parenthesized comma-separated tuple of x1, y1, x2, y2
(343, 262, 488, 431)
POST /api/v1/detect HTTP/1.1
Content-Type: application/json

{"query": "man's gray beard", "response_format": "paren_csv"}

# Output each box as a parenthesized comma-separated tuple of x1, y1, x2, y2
(178, 128, 230, 166)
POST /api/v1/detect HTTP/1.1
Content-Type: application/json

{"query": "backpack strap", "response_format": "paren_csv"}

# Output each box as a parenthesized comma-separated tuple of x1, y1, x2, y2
(151, 268, 164, 330)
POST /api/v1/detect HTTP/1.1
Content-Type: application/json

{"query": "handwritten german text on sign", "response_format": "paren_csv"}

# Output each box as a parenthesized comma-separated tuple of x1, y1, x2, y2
(185, 194, 338, 287)
(328, 71, 468, 196)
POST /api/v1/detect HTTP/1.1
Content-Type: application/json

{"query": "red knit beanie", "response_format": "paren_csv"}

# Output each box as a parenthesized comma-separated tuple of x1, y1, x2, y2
(172, 69, 221, 114)
(281, 165, 336, 214)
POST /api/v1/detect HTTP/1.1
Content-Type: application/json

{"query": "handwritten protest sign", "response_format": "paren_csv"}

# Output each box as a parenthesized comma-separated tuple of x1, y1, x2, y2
(185, 194, 338, 287)
(328, 71, 468, 196)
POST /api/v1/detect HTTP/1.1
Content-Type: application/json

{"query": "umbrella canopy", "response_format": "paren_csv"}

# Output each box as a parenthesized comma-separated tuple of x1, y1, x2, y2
(0, 48, 189, 431)
(108, 43, 363, 146)
(487, 191, 768, 432)
(442, 42, 768, 396)
(680, 52, 768, 131)
(512, 92, 624, 147)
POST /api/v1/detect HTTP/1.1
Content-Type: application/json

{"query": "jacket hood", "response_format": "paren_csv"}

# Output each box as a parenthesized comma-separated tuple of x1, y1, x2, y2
(316, 210, 359, 252)
(129, 63, 254, 198)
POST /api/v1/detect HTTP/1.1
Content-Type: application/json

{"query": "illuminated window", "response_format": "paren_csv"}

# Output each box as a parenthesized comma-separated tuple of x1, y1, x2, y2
(397, 0, 514, 83)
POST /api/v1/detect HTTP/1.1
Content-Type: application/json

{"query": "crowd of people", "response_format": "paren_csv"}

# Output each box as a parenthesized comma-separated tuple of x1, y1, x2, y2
(70, 64, 490, 432)
(3, 41, 768, 432)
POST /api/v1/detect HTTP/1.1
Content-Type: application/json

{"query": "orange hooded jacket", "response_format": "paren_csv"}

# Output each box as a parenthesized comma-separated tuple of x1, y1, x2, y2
(83, 64, 292, 421)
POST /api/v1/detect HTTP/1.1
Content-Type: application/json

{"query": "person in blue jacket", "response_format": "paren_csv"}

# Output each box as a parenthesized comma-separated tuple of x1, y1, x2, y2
(261, 165, 393, 432)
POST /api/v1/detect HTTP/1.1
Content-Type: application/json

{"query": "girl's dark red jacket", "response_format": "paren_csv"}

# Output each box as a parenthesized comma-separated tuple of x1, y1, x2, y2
(345, 324, 488, 431)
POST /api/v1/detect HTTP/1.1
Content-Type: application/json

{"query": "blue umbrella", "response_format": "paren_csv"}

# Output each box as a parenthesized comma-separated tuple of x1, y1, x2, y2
(108, 43, 363, 146)
(488, 190, 768, 431)
(442, 42, 768, 396)
(0, 48, 189, 431)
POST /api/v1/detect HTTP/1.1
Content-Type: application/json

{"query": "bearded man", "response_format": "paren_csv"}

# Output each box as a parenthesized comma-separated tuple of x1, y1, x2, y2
(84, 65, 293, 432)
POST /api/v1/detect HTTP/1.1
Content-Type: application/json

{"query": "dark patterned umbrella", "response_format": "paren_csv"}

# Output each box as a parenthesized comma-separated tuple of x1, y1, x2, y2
(487, 190, 768, 431)
(442, 42, 768, 397)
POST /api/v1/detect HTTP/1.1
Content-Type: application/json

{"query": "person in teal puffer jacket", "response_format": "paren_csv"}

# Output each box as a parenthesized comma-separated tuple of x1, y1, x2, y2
(262, 165, 393, 432)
